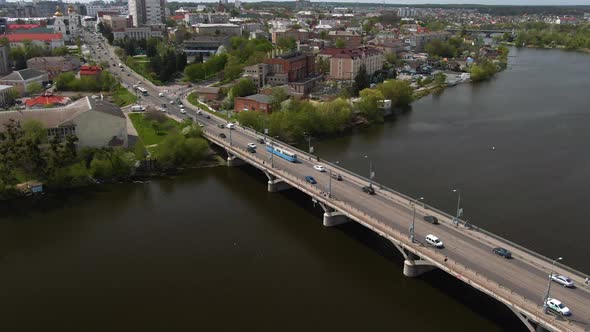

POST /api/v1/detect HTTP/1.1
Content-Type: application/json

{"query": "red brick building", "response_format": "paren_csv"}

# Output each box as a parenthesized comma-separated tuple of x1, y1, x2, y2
(80, 65, 102, 77)
(234, 94, 273, 113)
(264, 52, 315, 83)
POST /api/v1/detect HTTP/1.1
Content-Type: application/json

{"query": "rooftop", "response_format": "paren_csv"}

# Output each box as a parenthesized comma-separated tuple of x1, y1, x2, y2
(0, 68, 47, 81)
(25, 93, 71, 108)
(238, 94, 272, 104)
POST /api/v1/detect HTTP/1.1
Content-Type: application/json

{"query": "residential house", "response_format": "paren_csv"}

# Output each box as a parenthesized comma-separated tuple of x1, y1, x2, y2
(194, 86, 221, 102)
(0, 68, 49, 96)
(0, 97, 128, 148)
(234, 93, 273, 113)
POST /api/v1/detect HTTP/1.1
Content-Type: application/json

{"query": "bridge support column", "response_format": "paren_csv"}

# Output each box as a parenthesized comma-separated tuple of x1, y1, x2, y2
(506, 305, 536, 332)
(403, 259, 437, 278)
(226, 151, 245, 167)
(318, 202, 349, 227)
(265, 172, 292, 192)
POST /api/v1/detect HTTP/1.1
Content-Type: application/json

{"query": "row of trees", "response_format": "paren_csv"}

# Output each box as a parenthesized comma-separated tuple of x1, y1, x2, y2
(425, 37, 471, 59)
(512, 23, 590, 50)
(184, 36, 273, 83)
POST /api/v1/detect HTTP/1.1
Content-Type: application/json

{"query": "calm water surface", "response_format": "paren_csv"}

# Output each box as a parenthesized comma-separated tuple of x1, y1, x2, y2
(1, 47, 589, 331)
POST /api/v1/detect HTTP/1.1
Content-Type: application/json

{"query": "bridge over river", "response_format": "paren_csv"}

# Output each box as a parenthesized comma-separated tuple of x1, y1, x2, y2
(186, 107, 589, 332)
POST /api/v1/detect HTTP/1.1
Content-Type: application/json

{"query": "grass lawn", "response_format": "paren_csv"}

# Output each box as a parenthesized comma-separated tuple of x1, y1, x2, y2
(128, 113, 183, 146)
(112, 85, 137, 106)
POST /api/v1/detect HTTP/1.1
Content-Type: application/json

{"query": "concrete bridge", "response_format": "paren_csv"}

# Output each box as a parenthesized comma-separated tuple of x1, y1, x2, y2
(192, 111, 589, 332)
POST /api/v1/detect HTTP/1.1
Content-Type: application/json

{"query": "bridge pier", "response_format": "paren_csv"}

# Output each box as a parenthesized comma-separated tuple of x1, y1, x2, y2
(226, 151, 245, 167)
(318, 202, 349, 227)
(403, 259, 437, 278)
(265, 172, 292, 192)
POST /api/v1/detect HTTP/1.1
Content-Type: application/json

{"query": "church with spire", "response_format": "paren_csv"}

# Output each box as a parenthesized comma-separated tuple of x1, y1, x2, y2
(51, 4, 81, 43)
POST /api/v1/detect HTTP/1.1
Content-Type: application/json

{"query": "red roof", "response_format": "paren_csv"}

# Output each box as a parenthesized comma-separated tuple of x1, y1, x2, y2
(8, 24, 40, 30)
(6, 33, 63, 42)
(80, 65, 102, 75)
(25, 93, 71, 108)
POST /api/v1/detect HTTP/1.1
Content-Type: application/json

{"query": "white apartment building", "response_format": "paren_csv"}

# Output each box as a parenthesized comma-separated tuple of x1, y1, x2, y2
(128, 0, 166, 27)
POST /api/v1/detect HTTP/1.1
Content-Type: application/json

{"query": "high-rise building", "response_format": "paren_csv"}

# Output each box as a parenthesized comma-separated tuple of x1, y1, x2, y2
(235, 0, 240, 9)
(128, 0, 166, 27)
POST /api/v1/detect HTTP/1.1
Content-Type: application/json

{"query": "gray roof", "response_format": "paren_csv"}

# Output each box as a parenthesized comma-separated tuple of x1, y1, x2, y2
(241, 94, 272, 104)
(195, 86, 220, 94)
(0, 97, 124, 131)
(0, 68, 47, 82)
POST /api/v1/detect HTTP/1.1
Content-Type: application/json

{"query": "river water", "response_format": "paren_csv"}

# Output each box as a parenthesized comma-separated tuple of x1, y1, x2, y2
(1, 48, 589, 331)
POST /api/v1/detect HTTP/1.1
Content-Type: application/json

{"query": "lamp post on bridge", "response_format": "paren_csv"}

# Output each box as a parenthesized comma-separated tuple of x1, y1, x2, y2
(364, 155, 374, 188)
(328, 161, 339, 197)
(409, 196, 424, 243)
(543, 257, 563, 314)
(270, 135, 279, 168)
(452, 189, 462, 227)
(303, 132, 313, 154)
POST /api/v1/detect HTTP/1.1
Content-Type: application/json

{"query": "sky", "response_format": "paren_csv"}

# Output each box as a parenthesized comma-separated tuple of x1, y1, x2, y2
(169, 0, 590, 4)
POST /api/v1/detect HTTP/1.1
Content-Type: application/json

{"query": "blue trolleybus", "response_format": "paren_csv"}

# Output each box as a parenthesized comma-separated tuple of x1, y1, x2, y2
(266, 145, 298, 162)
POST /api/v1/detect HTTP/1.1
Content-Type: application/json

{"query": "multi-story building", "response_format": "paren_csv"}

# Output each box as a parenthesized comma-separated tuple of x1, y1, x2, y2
(271, 28, 310, 44)
(184, 12, 230, 25)
(319, 46, 384, 81)
(192, 23, 241, 37)
(398, 7, 416, 18)
(128, 0, 166, 27)
(327, 30, 361, 48)
(102, 15, 130, 31)
(86, 5, 106, 17)
(112, 26, 163, 40)
(413, 31, 451, 52)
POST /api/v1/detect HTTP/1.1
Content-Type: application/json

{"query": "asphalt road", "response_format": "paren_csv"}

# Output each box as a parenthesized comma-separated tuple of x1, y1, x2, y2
(84, 32, 590, 331)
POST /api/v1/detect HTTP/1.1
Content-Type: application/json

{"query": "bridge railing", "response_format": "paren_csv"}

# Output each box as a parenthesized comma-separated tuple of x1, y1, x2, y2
(207, 114, 589, 281)
(206, 129, 585, 331)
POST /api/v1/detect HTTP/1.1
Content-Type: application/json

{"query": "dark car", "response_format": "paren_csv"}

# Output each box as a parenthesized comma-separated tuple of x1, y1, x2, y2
(217, 124, 225, 128)
(423, 216, 439, 224)
(247, 146, 256, 153)
(362, 186, 376, 195)
(305, 176, 317, 184)
(493, 247, 512, 259)
(257, 137, 265, 144)
(331, 173, 342, 181)
(219, 133, 226, 138)
(205, 114, 211, 119)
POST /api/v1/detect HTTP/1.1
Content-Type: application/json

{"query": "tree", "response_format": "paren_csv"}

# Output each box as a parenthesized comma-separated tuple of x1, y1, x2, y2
(52, 46, 69, 56)
(277, 37, 296, 50)
(270, 87, 289, 111)
(357, 88, 384, 123)
(317, 57, 330, 74)
(385, 52, 398, 65)
(231, 78, 257, 98)
(335, 38, 346, 49)
(27, 82, 44, 95)
(434, 72, 447, 86)
(353, 64, 370, 97)
(378, 80, 414, 107)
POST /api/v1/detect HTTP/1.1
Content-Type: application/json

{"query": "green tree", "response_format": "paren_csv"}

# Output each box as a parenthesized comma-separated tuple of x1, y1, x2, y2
(356, 88, 384, 123)
(269, 87, 289, 111)
(277, 37, 296, 50)
(353, 64, 370, 97)
(27, 82, 44, 95)
(434, 72, 447, 86)
(231, 78, 257, 98)
(378, 80, 414, 106)
(335, 38, 346, 49)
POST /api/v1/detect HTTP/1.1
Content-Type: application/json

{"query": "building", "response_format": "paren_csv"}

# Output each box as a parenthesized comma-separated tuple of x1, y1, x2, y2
(0, 69, 49, 96)
(24, 93, 71, 108)
(234, 94, 273, 113)
(0, 85, 14, 107)
(0, 97, 128, 148)
(194, 86, 221, 102)
(7, 33, 65, 51)
(112, 26, 163, 40)
(192, 23, 241, 37)
(102, 15, 130, 31)
(86, 5, 106, 17)
(80, 65, 103, 77)
(319, 47, 384, 81)
(398, 7, 416, 18)
(128, 0, 166, 27)
(271, 28, 310, 44)
(26, 56, 81, 80)
(184, 12, 230, 25)
(413, 31, 451, 52)
(182, 36, 231, 58)
(245, 51, 315, 88)
(328, 30, 361, 48)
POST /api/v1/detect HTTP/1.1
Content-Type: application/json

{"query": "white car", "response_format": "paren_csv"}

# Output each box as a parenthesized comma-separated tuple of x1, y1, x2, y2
(196, 110, 203, 115)
(198, 122, 204, 127)
(550, 274, 575, 288)
(226, 123, 235, 130)
(247, 143, 256, 149)
(180, 109, 186, 114)
(158, 92, 164, 97)
(546, 298, 571, 316)
(313, 165, 326, 172)
(425, 234, 444, 248)
(169, 100, 174, 104)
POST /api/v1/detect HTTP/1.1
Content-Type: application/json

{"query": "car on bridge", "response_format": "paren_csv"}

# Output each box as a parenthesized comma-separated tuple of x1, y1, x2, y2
(313, 165, 326, 172)
(492, 247, 512, 259)
(219, 133, 226, 138)
(425, 234, 444, 248)
(180, 109, 186, 114)
(247, 143, 256, 149)
(550, 274, 575, 288)
(423, 216, 439, 224)
(546, 298, 571, 316)
(218, 124, 225, 129)
(196, 110, 203, 115)
(331, 173, 342, 181)
(305, 176, 317, 184)
(362, 186, 375, 195)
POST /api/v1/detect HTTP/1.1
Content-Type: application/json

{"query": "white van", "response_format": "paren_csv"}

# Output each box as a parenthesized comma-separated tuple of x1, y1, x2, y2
(226, 123, 235, 130)
(130, 105, 145, 112)
(158, 92, 164, 97)
(425, 234, 444, 248)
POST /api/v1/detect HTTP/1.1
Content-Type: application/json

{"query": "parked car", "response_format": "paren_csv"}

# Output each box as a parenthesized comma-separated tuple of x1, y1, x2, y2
(550, 274, 575, 288)
(425, 234, 444, 248)
(313, 165, 326, 172)
(545, 298, 571, 316)
(331, 173, 342, 181)
(305, 176, 317, 184)
(423, 216, 439, 224)
(219, 133, 226, 138)
(492, 247, 512, 259)
(362, 186, 375, 195)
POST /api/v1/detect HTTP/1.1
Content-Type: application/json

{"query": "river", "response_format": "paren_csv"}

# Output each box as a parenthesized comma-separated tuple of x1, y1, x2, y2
(1, 47, 588, 331)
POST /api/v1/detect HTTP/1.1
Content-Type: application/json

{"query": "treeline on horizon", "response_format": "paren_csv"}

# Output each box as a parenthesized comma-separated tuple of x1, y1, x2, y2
(167, 1, 590, 16)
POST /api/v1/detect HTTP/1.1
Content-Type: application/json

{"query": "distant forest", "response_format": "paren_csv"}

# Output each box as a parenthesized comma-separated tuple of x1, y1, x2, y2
(167, 1, 590, 16)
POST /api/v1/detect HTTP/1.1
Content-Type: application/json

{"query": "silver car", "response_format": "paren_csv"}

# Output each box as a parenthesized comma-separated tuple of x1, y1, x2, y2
(550, 273, 575, 288)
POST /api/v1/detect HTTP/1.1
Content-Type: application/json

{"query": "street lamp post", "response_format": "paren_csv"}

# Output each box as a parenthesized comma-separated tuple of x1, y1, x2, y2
(543, 257, 563, 313)
(229, 125, 232, 146)
(327, 161, 338, 198)
(365, 155, 374, 187)
(409, 196, 424, 243)
(453, 189, 462, 227)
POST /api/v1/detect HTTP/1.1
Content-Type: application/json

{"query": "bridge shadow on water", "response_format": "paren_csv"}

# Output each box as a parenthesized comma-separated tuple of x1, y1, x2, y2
(235, 163, 526, 332)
